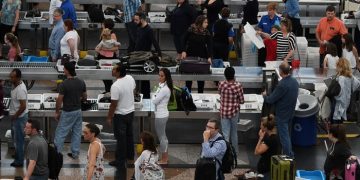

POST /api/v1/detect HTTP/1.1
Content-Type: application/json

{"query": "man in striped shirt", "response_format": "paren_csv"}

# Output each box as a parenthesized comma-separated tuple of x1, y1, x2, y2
(218, 67, 244, 155)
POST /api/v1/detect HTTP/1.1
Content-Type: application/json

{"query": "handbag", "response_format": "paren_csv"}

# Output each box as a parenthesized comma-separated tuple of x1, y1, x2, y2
(289, 32, 301, 69)
(325, 76, 341, 98)
(139, 153, 165, 180)
(179, 57, 211, 74)
(61, 54, 71, 65)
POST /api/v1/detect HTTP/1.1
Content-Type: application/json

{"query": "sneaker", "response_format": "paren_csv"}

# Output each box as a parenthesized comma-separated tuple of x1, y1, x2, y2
(10, 162, 23, 167)
(109, 160, 118, 167)
(67, 153, 79, 160)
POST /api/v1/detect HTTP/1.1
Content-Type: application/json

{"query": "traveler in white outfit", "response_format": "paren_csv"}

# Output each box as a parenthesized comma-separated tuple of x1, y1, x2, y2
(152, 68, 173, 164)
(341, 34, 359, 69)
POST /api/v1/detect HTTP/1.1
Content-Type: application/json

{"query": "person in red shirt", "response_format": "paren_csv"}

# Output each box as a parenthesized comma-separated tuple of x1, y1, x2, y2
(218, 67, 244, 155)
(264, 25, 280, 61)
(316, 5, 348, 68)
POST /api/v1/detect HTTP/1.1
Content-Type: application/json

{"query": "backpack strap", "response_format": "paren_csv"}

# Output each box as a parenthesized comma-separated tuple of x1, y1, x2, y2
(210, 136, 226, 179)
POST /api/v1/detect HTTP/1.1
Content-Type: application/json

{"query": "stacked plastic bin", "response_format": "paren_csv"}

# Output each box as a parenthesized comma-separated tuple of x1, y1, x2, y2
(296, 37, 308, 66)
(241, 34, 258, 67)
(307, 47, 321, 68)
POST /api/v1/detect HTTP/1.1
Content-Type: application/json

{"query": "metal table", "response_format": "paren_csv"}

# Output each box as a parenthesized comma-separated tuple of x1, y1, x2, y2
(0, 65, 264, 88)
(28, 99, 152, 140)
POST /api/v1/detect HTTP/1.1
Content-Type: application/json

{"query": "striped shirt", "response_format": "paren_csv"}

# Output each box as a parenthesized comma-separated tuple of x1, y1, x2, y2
(123, 0, 142, 23)
(270, 31, 296, 61)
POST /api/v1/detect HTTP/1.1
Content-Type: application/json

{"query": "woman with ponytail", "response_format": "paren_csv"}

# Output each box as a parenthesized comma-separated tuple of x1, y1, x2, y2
(152, 68, 174, 164)
(254, 115, 280, 180)
(4, 33, 21, 61)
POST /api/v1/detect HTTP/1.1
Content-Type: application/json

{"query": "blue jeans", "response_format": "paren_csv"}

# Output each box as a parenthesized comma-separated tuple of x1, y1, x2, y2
(11, 113, 28, 164)
(221, 112, 240, 155)
(54, 109, 82, 157)
(277, 117, 294, 158)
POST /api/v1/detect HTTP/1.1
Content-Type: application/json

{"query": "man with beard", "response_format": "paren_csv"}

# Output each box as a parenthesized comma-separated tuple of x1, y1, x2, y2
(133, 12, 162, 99)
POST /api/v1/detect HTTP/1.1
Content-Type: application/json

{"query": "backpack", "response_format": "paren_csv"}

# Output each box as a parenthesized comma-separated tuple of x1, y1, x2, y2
(168, 86, 196, 115)
(211, 136, 237, 174)
(325, 76, 341, 98)
(87, 5, 105, 23)
(139, 152, 165, 179)
(48, 144, 63, 179)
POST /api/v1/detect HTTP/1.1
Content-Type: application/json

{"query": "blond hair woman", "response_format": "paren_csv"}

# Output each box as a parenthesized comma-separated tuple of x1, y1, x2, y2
(332, 58, 360, 123)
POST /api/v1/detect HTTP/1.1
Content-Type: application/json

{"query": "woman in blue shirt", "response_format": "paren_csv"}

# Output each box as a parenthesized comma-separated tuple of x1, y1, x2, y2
(283, 0, 302, 36)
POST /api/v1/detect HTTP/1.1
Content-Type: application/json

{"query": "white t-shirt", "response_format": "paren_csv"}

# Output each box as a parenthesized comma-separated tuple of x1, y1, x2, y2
(60, 30, 79, 60)
(325, 54, 339, 69)
(134, 150, 159, 180)
(10, 81, 28, 117)
(342, 48, 356, 69)
(152, 83, 170, 118)
(111, 75, 136, 115)
(48, 0, 62, 25)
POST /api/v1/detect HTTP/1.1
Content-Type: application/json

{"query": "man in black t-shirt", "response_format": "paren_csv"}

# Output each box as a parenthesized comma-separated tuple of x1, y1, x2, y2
(54, 62, 87, 160)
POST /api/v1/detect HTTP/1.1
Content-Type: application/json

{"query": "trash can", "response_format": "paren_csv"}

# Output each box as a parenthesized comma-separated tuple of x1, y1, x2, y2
(292, 94, 319, 146)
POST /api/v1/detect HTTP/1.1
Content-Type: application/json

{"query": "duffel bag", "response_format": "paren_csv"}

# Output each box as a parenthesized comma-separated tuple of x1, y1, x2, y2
(179, 57, 210, 74)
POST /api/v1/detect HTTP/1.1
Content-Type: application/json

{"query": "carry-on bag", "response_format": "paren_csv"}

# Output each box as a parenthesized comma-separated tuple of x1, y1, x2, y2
(179, 57, 211, 74)
(271, 155, 295, 180)
(345, 159, 360, 180)
(194, 157, 217, 180)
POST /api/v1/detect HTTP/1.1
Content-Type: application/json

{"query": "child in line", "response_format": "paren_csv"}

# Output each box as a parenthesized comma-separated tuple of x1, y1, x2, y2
(323, 42, 339, 69)
(342, 33, 359, 69)
(264, 25, 280, 61)
(95, 28, 120, 58)
(4, 33, 21, 62)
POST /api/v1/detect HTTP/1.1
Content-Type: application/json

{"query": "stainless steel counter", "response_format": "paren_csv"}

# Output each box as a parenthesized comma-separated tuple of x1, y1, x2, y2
(0, 66, 264, 88)
(25, 0, 339, 5)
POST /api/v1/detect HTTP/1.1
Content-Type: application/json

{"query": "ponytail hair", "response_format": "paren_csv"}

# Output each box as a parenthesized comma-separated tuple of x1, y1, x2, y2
(5, 33, 21, 55)
(261, 114, 276, 131)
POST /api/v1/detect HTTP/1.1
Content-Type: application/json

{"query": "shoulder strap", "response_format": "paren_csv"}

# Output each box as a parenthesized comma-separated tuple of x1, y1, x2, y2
(93, 141, 103, 156)
(210, 136, 225, 148)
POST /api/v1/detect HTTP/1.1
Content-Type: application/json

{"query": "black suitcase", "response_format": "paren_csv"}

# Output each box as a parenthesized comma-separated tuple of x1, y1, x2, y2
(194, 157, 217, 180)
(179, 57, 211, 74)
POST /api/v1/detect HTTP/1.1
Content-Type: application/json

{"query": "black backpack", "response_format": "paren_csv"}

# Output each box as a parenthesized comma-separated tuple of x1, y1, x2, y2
(87, 5, 105, 23)
(48, 144, 63, 179)
(211, 136, 237, 174)
(171, 86, 196, 115)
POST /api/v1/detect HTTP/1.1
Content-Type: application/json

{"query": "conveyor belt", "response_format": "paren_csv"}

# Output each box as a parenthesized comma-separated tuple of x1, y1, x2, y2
(25, 0, 339, 5)
(0, 62, 56, 68)
(0, 65, 264, 88)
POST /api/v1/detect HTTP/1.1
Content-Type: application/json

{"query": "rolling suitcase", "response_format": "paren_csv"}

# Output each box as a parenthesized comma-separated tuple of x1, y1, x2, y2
(345, 159, 360, 180)
(271, 155, 295, 180)
(179, 57, 211, 74)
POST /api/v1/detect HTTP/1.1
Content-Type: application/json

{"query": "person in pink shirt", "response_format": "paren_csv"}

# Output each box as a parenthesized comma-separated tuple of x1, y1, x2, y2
(95, 28, 120, 58)
(4, 33, 21, 62)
